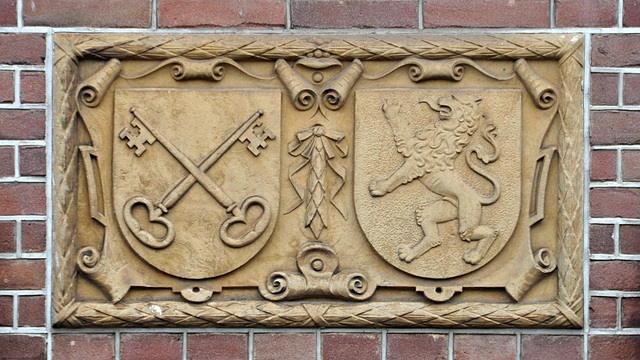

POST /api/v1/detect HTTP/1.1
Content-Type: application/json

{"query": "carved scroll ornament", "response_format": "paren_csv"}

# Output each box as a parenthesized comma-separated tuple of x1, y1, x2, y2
(364, 58, 516, 82)
(260, 242, 375, 301)
(275, 58, 363, 112)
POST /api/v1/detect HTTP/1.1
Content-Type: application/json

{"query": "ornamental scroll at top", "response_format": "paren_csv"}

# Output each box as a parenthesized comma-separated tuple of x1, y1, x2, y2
(52, 34, 584, 328)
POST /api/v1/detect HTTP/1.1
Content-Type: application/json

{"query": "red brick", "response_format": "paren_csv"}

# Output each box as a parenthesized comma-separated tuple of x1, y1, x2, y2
(0, 222, 15, 253)
(590, 336, 640, 360)
(556, 0, 617, 27)
(454, 335, 515, 360)
(323, 333, 381, 360)
(0, 0, 17, 26)
(0, 183, 45, 215)
(0, 335, 46, 360)
(623, 297, 640, 327)
(53, 334, 115, 360)
(24, 0, 151, 27)
(187, 333, 246, 360)
(19, 146, 45, 176)
(590, 111, 640, 145)
(622, 150, 640, 181)
(590, 261, 640, 291)
(591, 73, 618, 106)
(624, 0, 640, 27)
(21, 221, 46, 253)
(591, 188, 640, 218)
(521, 335, 583, 360)
(0, 34, 45, 65)
(0, 296, 12, 326)
(0, 146, 14, 177)
(387, 333, 447, 360)
(292, 0, 418, 28)
(0, 260, 45, 290)
(590, 296, 617, 328)
(620, 225, 640, 254)
(18, 296, 45, 327)
(159, 0, 285, 28)
(423, 0, 549, 28)
(591, 150, 617, 181)
(590, 224, 615, 254)
(623, 73, 640, 105)
(0, 110, 46, 140)
(20, 72, 45, 104)
(121, 333, 182, 360)
(592, 35, 640, 67)
(0, 71, 14, 103)
(255, 333, 315, 360)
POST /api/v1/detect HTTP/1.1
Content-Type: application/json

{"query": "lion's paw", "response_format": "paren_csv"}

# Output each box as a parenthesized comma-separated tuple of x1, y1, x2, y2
(382, 99, 401, 120)
(463, 249, 483, 265)
(459, 228, 473, 242)
(369, 178, 387, 197)
(398, 244, 416, 263)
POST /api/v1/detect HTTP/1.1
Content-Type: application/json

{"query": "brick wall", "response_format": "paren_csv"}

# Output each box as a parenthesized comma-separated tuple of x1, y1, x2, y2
(0, 0, 638, 359)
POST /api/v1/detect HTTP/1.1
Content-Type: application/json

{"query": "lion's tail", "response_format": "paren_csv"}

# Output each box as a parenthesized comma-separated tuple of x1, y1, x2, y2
(466, 121, 501, 205)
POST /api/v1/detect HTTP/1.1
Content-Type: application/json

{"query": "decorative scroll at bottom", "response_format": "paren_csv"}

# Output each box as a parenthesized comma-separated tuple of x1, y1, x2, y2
(259, 242, 376, 301)
(76, 246, 131, 303)
(506, 248, 557, 301)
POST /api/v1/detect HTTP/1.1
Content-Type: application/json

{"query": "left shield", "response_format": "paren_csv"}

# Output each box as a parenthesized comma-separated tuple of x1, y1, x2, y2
(112, 89, 280, 279)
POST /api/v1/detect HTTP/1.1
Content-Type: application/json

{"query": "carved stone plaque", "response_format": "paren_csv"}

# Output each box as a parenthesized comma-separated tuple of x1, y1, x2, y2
(53, 34, 584, 328)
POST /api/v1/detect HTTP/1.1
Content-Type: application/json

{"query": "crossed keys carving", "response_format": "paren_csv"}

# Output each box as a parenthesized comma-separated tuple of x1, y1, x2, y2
(119, 108, 275, 249)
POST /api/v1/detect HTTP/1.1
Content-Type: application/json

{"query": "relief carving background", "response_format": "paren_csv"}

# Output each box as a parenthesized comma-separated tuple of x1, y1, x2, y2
(52, 34, 584, 328)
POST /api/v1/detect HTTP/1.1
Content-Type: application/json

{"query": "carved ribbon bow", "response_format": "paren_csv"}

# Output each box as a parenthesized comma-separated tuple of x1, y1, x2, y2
(286, 125, 348, 238)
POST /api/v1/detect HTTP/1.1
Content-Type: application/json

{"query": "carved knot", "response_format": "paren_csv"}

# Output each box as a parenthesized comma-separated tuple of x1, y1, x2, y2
(312, 125, 325, 137)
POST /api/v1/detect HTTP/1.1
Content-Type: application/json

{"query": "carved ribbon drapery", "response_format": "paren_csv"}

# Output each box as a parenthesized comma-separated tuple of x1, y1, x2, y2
(286, 126, 348, 239)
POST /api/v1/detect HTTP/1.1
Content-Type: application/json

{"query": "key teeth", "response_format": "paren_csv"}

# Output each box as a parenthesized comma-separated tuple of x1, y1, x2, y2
(239, 121, 276, 157)
(119, 115, 157, 157)
(263, 127, 276, 140)
(134, 148, 145, 156)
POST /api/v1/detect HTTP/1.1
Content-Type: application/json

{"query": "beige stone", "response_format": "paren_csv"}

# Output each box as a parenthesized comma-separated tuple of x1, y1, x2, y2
(52, 34, 584, 328)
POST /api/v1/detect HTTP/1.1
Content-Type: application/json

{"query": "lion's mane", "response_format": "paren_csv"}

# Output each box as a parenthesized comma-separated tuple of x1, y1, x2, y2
(399, 95, 483, 172)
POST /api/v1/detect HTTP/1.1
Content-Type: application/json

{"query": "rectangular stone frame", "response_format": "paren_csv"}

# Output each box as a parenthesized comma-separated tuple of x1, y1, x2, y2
(52, 34, 584, 328)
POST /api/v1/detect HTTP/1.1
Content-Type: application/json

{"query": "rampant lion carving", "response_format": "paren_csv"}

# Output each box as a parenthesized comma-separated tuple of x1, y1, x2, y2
(369, 95, 501, 265)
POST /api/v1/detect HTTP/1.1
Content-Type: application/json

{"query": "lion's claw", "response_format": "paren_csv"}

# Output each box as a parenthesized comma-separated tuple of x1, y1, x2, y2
(398, 244, 415, 263)
(463, 249, 483, 265)
(459, 228, 473, 241)
(369, 178, 386, 197)
(382, 99, 401, 120)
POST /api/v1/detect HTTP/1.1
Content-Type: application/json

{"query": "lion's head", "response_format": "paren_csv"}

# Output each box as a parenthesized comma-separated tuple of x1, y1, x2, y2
(409, 95, 484, 171)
